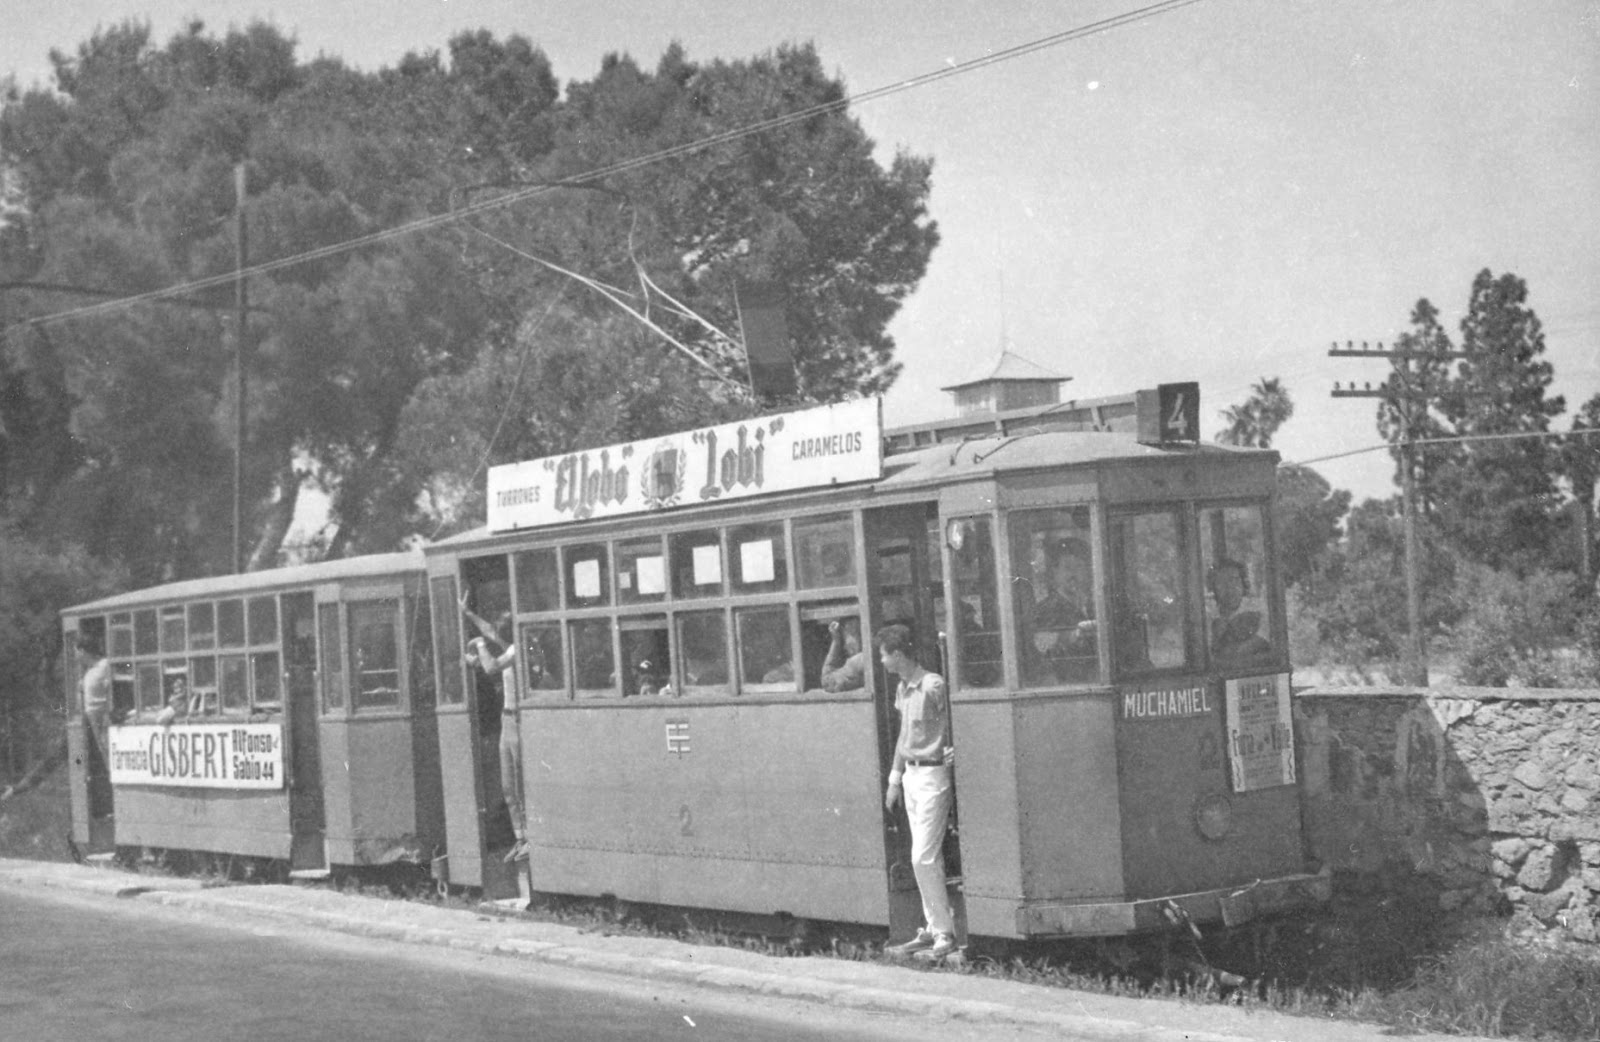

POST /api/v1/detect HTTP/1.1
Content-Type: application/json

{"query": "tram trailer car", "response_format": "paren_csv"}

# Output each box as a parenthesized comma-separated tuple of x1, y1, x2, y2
(427, 391, 1331, 942)
(64, 552, 445, 877)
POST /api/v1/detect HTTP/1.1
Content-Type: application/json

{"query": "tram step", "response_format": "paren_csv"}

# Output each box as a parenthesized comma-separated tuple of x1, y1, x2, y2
(288, 868, 331, 881)
(84, 852, 118, 867)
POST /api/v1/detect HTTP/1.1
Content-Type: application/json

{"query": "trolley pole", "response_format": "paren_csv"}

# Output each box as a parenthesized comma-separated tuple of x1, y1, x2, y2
(1329, 340, 1466, 687)
(232, 161, 248, 575)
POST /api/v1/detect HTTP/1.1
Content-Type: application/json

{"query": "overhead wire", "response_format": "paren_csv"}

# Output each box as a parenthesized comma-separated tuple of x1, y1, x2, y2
(1286, 426, 1600, 469)
(4, 0, 1207, 336)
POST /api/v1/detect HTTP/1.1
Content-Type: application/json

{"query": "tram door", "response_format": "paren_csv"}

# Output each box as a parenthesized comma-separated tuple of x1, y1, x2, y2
(864, 504, 966, 944)
(282, 592, 327, 872)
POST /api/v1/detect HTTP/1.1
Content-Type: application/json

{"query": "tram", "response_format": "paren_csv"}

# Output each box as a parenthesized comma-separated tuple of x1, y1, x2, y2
(62, 553, 444, 877)
(61, 378, 1329, 939)
(423, 381, 1329, 940)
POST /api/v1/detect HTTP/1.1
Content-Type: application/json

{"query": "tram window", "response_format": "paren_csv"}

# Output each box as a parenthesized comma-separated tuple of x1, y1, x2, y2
(620, 620, 671, 697)
(161, 665, 188, 718)
(677, 611, 730, 696)
(111, 662, 134, 722)
(136, 662, 162, 716)
(616, 537, 667, 604)
(1010, 508, 1098, 687)
(318, 603, 344, 711)
(1200, 504, 1278, 668)
(571, 619, 616, 698)
(564, 544, 611, 608)
(1109, 511, 1192, 673)
(795, 515, 856, 589)
(187, 603, 215, 651)
(731, 523, 788, 594)
(513, 548, 560, 614)
(350, 601, 401, 710)
(520, 623, 565, 695)
(409, 595, 435, 709)
(799, 606, 865, 692)
(189, 657, 217, 716)
(736, 607, 794, 693)
(252, 652, 282, 712)
(219, 655, 249, 714)
(134, 610, 158, 656)
(950, 517, 1003, 689)
(159, 606, 185, 654)
(248, 596, 278, 645)
(671, 530, 723, 598)
(218, 599, 246, 648)
(110, 613, 133, 658)
(429, 577, 465, 706)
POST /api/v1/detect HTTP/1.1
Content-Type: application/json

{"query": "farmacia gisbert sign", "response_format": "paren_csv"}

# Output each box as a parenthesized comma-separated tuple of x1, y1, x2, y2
(108, 723, 284, 789)
(487, 397, 883, 532)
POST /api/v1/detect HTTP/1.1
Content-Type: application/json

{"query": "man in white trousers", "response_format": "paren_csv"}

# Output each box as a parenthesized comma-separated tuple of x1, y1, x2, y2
(878, 623, 958, 960)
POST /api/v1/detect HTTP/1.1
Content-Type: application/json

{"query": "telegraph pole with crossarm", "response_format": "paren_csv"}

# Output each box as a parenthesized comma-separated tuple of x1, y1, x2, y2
(1329, 339, 1468, 686)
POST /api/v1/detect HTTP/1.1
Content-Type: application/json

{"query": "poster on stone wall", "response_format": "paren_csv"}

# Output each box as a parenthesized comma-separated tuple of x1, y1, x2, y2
(1225, 672, 1295, 791)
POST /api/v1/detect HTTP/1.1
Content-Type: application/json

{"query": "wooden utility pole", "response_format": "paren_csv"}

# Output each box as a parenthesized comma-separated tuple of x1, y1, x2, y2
(1329, 340, 1467, 686)
(232, 161, 248, 574)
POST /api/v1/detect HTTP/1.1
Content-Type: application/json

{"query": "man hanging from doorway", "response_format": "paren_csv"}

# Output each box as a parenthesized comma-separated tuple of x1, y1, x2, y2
(461, 594, 529, 863)
(878, 623, 958, 960)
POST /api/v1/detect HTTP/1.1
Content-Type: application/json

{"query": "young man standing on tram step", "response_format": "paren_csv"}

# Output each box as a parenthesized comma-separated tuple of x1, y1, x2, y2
(461, 595, 529, 863)
(878, 623, 958, 960)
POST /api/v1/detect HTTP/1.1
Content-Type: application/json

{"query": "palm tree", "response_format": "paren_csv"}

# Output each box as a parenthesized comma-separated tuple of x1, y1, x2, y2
(1217, 377, 1294, 449)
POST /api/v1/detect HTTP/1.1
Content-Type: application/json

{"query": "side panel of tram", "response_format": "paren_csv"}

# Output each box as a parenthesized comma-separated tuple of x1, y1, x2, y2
(62, 557, 446, 873)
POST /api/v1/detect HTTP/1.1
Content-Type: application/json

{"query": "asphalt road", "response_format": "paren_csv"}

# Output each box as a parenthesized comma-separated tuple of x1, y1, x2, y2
(0, 887, 1053, 1042)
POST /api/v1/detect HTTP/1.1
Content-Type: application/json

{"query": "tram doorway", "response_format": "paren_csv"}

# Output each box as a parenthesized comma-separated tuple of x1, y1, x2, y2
(282, 591, 327, 873)
(863, 503, 967, 946)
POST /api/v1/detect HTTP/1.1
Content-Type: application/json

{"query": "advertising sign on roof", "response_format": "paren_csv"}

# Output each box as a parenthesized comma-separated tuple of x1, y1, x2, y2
(487, 397, 883, 532)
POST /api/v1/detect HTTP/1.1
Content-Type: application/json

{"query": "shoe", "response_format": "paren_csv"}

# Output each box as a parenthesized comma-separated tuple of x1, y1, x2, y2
(920, 933, 958, 960)
(886, 929, 936, 956)
(502, 839, 530, 863)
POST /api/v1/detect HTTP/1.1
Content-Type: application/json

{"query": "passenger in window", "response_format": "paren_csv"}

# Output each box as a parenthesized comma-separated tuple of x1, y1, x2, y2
(821, 619, 866, 692)
(879, 624, 958, 961)
(1026, 539, 1096, 682)
(155, 675, 196, 726)
(1207, 559, 1272, 666)
(461, 595, 529, 863)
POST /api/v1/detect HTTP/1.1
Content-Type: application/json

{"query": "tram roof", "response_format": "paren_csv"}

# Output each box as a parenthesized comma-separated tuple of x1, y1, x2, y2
(64, 550, 427, 615)
(428, 431, 1277, 551)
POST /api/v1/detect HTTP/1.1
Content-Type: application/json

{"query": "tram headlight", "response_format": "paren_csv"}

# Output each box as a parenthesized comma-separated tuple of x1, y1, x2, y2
(1194, 793, 1234, 842)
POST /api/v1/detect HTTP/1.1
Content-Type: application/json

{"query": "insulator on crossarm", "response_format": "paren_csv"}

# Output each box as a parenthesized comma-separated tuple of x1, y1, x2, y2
(1362, 341, 1369, 350)
(1346, 340, 1353, 350)
(1365, 382, 1371, 391)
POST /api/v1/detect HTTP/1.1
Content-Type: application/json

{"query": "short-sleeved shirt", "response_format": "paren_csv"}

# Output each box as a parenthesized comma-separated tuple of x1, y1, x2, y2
(821, 652, 865, 692)
(81, 658, 111, 717)
(892, 670, 949, 767)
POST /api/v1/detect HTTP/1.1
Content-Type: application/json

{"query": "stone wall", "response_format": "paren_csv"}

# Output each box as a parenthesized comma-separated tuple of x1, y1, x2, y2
(1296, 687, 1600, 940)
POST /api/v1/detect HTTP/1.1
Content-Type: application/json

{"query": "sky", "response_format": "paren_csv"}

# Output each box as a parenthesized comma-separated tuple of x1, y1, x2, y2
(4, 0, 1597, 504)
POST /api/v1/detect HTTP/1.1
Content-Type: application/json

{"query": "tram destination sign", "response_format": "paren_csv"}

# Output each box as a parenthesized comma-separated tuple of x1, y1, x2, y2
(107, 722, 285, 790)
(1224, 672, 1295, 791)
(487, 397, 883, 531)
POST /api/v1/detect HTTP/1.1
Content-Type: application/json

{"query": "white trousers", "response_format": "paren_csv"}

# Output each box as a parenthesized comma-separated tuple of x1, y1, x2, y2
(902, 764, 955, 937)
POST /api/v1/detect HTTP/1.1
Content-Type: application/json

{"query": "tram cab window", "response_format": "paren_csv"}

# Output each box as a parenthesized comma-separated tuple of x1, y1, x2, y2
(429, 577, 466, 706)
(217, 600, 245, 648)
(621, 619, 671, 697)
(252, 652, 282, 712)
(248, 596, 278, 645)
(136, 662, 162, 716)
(318, 603, 345, 711)
(187, 603, 215, 651)
(671, 530, 724, 599)
(795, 515, 856, 589)
(677, 611, 730, 696)
(616, 538, 667, 603)
(520, 622, 565, 695)
(220, 655, 249, 713)
(189, 656, 217, 716)
(564, 544, 611, 608)
(350, 601, 401, 710)
(1200, 504, 1279, 669)
(513, 548, 560, 613)
(731, 523, 788, 595)
(950, 517, 1003, 688)
(737, 607, 794, 692)
(1010, 508, 1098, 686)
(1109, 511, 1192, 673)
(571, 619, 616, 698)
